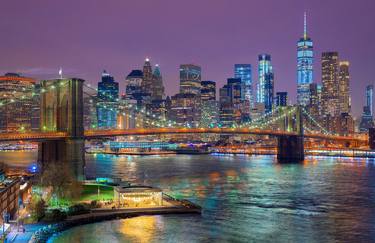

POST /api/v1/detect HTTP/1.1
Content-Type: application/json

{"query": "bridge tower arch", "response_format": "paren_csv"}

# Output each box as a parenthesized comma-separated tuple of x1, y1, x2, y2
(277, 106, 305, 162)
(38, 78, 85, 180)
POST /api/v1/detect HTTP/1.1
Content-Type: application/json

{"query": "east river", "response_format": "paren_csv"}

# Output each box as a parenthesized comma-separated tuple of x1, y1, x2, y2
(1, 151, 375, 242)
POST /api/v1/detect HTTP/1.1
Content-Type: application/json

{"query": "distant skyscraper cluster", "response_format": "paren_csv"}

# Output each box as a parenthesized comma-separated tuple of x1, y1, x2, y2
(1, 12, 373, 135)
(318, 52, 354, 134)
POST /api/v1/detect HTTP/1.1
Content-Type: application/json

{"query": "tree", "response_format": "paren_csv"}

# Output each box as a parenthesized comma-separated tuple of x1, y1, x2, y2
(29, 196, 46, 221)
(39, 162, 82, 203)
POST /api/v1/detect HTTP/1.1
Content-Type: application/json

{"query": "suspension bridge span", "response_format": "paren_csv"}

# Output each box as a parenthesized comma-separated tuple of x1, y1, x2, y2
(0, 78, 370, 180)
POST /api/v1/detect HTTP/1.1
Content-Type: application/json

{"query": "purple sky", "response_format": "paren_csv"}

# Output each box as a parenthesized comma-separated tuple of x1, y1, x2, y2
(1, 0, 375, 117)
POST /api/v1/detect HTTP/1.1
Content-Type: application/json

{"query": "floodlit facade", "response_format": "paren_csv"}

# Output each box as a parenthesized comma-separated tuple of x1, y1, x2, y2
(338, 61, 351, 114)
(0, 73, 36, 132)
(321, 52, 340, 116)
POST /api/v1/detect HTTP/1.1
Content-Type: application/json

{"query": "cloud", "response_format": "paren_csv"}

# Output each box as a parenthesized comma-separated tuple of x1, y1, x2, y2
(0, 67, 82, 80)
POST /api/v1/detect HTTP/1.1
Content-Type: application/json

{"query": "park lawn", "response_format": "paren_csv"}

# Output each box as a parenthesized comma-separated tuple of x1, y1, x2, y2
(79, 184, 114, 202)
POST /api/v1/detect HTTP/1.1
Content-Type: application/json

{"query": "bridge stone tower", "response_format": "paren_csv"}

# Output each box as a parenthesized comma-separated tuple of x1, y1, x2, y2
(369, 128, 375, 150)
(277, 106, 305, 162)
(38, 78, 85, 180)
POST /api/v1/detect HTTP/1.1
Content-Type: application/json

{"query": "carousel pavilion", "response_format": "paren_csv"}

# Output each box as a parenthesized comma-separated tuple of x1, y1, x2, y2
(114, 185, 163, 208)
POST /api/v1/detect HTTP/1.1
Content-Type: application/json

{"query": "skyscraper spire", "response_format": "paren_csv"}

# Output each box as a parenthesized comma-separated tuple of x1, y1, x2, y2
(304, 12, 307, 40)
(297, 11, 313, 106)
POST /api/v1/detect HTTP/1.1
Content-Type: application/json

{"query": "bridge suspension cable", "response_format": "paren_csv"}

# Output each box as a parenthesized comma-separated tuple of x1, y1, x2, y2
(301, 108, 331, 135)
(0, 80, 70, 108)
(82, 83, 181, 128)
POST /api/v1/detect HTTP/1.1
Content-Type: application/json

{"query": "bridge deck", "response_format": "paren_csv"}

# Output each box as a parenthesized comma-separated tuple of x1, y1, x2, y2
(0, 128, 367, 143)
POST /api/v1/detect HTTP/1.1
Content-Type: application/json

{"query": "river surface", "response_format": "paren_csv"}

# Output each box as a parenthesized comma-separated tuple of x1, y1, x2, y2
(2, 152, 375, 242)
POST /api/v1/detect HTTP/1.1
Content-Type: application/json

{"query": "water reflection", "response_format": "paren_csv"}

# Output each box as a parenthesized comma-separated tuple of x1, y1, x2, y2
(119, 216, 161, 243)
(2, 152, 375, 242)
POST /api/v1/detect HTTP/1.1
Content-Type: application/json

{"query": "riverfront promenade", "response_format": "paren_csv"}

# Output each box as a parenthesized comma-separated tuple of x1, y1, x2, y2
(5, 224, 45, 243)
(29, 205, 201, 243)
(4, 206, 201, 243)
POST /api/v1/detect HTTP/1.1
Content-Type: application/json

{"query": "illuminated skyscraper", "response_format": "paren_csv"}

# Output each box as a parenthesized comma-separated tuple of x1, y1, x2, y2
(219, 86, 234, 127)
(321, 52, 339, 116)
(257, 54, 274, 113)
(96, 70, 119, 129)
(142, 58, 153, 96)
(200, 81, 218, 127)
(83, 95, 97, 129)
(359, 85, 374, 132)
(151, 64, 165, 100)
(0, 73, 36, 132)
(31, 83, 41, 131)
(125, 70, 143, 101)
(308, 83, 320, 119)
(180, 64, 201, 96)
(201, 81, 216, 101)
(219, 78, 244, 126)
(338, 61, 351, 114)
(234, 64, 252, 106)
(366, 85, 373, 116)
(170, 93, 201, 127)
(264, 73, 274, 113)
(227, 78, 242, 106)
(98, 70, 118, 101)
(275, 92, 288, 107)
(297, 12, 314, 106)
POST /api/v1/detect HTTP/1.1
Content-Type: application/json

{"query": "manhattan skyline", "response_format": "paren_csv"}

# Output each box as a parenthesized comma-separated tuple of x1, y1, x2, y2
(1, 0, 375, 117)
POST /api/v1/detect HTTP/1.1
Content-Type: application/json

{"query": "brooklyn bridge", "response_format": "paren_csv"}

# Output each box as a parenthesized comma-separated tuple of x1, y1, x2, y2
(0, 78, 371, 180)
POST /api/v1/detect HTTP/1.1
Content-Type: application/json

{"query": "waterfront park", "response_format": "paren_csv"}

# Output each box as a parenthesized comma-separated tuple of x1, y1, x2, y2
(4, 161, 200, 242)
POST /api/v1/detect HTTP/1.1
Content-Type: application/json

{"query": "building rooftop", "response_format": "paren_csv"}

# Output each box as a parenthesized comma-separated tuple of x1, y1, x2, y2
(114, 185, 162, 193)
(0, 176, 20, 194)
(127, 70, 143, 78)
